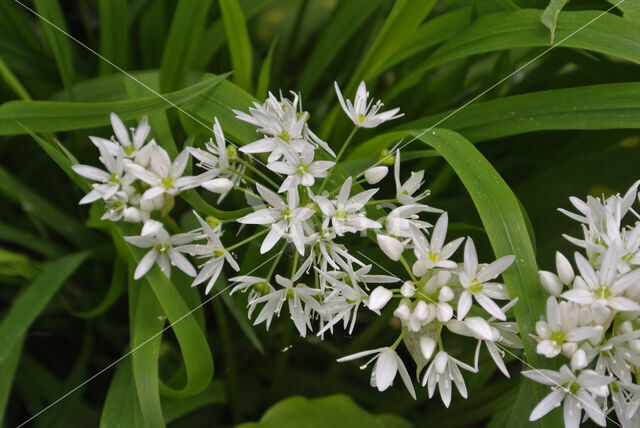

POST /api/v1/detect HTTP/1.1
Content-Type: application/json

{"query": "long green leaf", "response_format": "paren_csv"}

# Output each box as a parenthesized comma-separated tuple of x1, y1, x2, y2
(219, 0, 254, 92)
(256, 38, 277, 101)
(412, 128, 559, 426)
(395, 9, 640, 93)
(0, 55, 31, 100)
(99, 358, 144, 428)
(541, 0, 571, 43)
(0, 74, 228, 135)
(298, 0, 384, 94)
(97, 0, 128, 74)
(159, 0, 213, 92)
(0, 335, 23, 423)
(33, 0, 74, 98)
(0, 251, 89, 365)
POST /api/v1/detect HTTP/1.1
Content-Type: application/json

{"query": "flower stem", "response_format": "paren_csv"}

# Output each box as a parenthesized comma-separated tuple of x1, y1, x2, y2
(236, 157, 279, 189)
(399, 255, 417, 283)
(317, 126, 358, 194)
(229, 167, 259, 187)
(233, 185, 264, 202)
(365, 198, 397, 206)
(290, 250, 300, 279)
(391, 328, 407, 350)
(226, 228, 269, 251)
(266, 243, 287, 282)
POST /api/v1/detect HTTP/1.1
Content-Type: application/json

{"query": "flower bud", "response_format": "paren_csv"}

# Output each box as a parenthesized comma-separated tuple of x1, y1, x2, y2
(555, 252, 575, 285)
(202, 178, 234, 194)
(401, 281, 415, 298)
(561, 342, 578, 357)
(420, 337, 436, 360)
(141, 219, 163, 237)
(423, 271, 450, 295)
(413, 301, 428, 320)
(570, 349, 587, 370)
(123, 207, 142, 223)
(393, 300, 411, 322)
(539, 270, 562, 296)
(619, 321, 633, 334)
(368, 286, 393, 311)
(377, 234, 404, 261)
(364, 166, 388, 184)
(465, 317, 494, 341)
(379, 149, 395, 166)
(437, 303, 453, 322)
(438, 286, 454, 302)
(408, 315, 421, 332)
(630, 340, 640, 354)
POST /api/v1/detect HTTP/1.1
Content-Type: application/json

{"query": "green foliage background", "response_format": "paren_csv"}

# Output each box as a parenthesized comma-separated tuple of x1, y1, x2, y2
(0, 0, 638, 426)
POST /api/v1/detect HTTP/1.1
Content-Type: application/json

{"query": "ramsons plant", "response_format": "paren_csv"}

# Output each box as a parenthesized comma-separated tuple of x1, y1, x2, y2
(73, 83, 522, 408)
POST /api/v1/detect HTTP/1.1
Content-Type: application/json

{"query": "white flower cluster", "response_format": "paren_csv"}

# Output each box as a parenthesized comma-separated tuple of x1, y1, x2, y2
(526, 181, 640, 428)
(73, 82, 519, 408)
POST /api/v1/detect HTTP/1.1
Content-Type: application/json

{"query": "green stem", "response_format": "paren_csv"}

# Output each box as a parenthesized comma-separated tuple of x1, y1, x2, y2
(318, 127, 359, 194)
(236, 158, 279, 189)
(267, 244, 287, 282)
(290, 250, 299, 279)
(327, 178, 366, 198)
(226, 228, 269, 251)
(391, 328, 407, 350)
(233, 185, 264, 202)
(365, 198, 398, 206)
(229, 167, 259, 187)
(399, 255, 417, 283)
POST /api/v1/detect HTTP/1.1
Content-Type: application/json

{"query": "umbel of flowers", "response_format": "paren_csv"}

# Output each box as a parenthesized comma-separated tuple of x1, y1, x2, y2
(525, 181, 640, 428)
(73, 81, 521, 407)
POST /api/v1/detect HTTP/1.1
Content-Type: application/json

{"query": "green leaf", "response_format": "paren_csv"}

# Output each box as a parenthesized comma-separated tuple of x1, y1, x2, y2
(411, 128, 560, 427)
(0, 335, 23, 423)
(112, 224, 214, 398)
(162, 382, 225, 423)
(607, 0, 640, 23)
(235, 395, 412, 428)
(541, 0, 570, 43)
(0, 54, 31, 100)
(159, 0, 213, 92)
(219, 0, 254, 92)
(69, 257, 125, 318)
(399, 83, 640, 143)
(132, 281, 166, 428)
(99, 358, 144, 428)
(0, 220, 61, 257)
(97, 0, 128, 74)
(0, 251, 89, 365)
(33, 0, 75, 99)
(256, 38, 277, 101)
(298, 0, 384, 94)
(395, 9, 640, 94)
(0, 74, 228, 135)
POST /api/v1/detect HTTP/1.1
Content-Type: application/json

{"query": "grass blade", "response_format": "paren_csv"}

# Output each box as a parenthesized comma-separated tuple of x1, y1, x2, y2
(0, 251, 89, 365)
(256, 38, 277, 101)
(97, 0, 129, 74)
(219, 0, 254, 92)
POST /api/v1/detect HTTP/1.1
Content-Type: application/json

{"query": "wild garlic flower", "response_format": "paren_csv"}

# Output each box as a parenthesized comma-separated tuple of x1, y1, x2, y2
(125, 227, 198, 280)
(178, 213, 239, 294)
(267, 148, 334, 192)
(422, 351, 477, 407)
(337, 347, 416, 399)
(334, 81, 403, 128)
(394, 150, 430, 204)
(237, 185, 314, 255)
(457, 238, 514, 321)
(91, 113, 151, 159)
(410, 214, 464, 276)
(314, 177, 382, 236)
(523, 366, 612, 427)
(73, 147, 134, 204)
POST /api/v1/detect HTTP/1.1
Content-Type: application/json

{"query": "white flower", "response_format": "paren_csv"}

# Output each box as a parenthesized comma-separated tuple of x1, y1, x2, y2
(72, 148, 134, 204)
(334, 81, 403, 128)
(202, 177, 234, 194)
(314, 177, 382, 236)
(229, 276, 274, 318)
(411, 214, 464, 276)
(127, 146, 201, 201)
(337, 347, 416, 398)
(125, 227, 198, 280)
(534, 297, 602, 358)
(267, 148, 334, 192)
(457, 238, 514, 321)
(376, 234, 405, 261)
(237, 185, 314, 255)
(364, 166, 388, 184)
(422, 351, 476, 407)
(316, 271, 369, 335)
(386, 203, 441, 238)
(394, 150, 429, 204)
(523, 365, 612, 428)
(178, 213, 239, 294)
(562, 248, 640, 312)
(539, 252, 575, 296)
(249, 273, 322, 337)
(90, 113, 151, 159)
(368, 286, 393, 311)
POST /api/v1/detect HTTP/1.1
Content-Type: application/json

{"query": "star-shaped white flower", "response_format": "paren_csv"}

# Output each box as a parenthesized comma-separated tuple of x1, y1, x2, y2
(334, 81, 403, 128)
(422, 351, 476, 407)
(72, 147, 134, 204)
(394, 150, 429, 204)
(410, 214, 464, 276)
(267, 148, 334, 192)
(237, 185, 314, 255)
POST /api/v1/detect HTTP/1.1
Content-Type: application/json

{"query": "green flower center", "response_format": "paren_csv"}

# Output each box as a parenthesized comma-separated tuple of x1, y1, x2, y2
(285, 288, 295, 299)
(336, 210, 348, 219)
(155, 242, 170, 253)
(551, 331, 566, 345)
(297, 163, 308, 175)
(214, 250, 225, 258)
(226, 145, 237, 161)
(124, 145, 136, 156)
(596, 286, 611, 299)
(358, 114, 366, 123)
(469, 282, 483, 293)
(255, 282, 270, 295)
(281, 208, 292, 221)
(279, 131, 290, 142)
(568, 382, 580, 395)
(109, 172, 120, 184)
(206, 215, 221, 228)
(161, 176, 174, 189)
